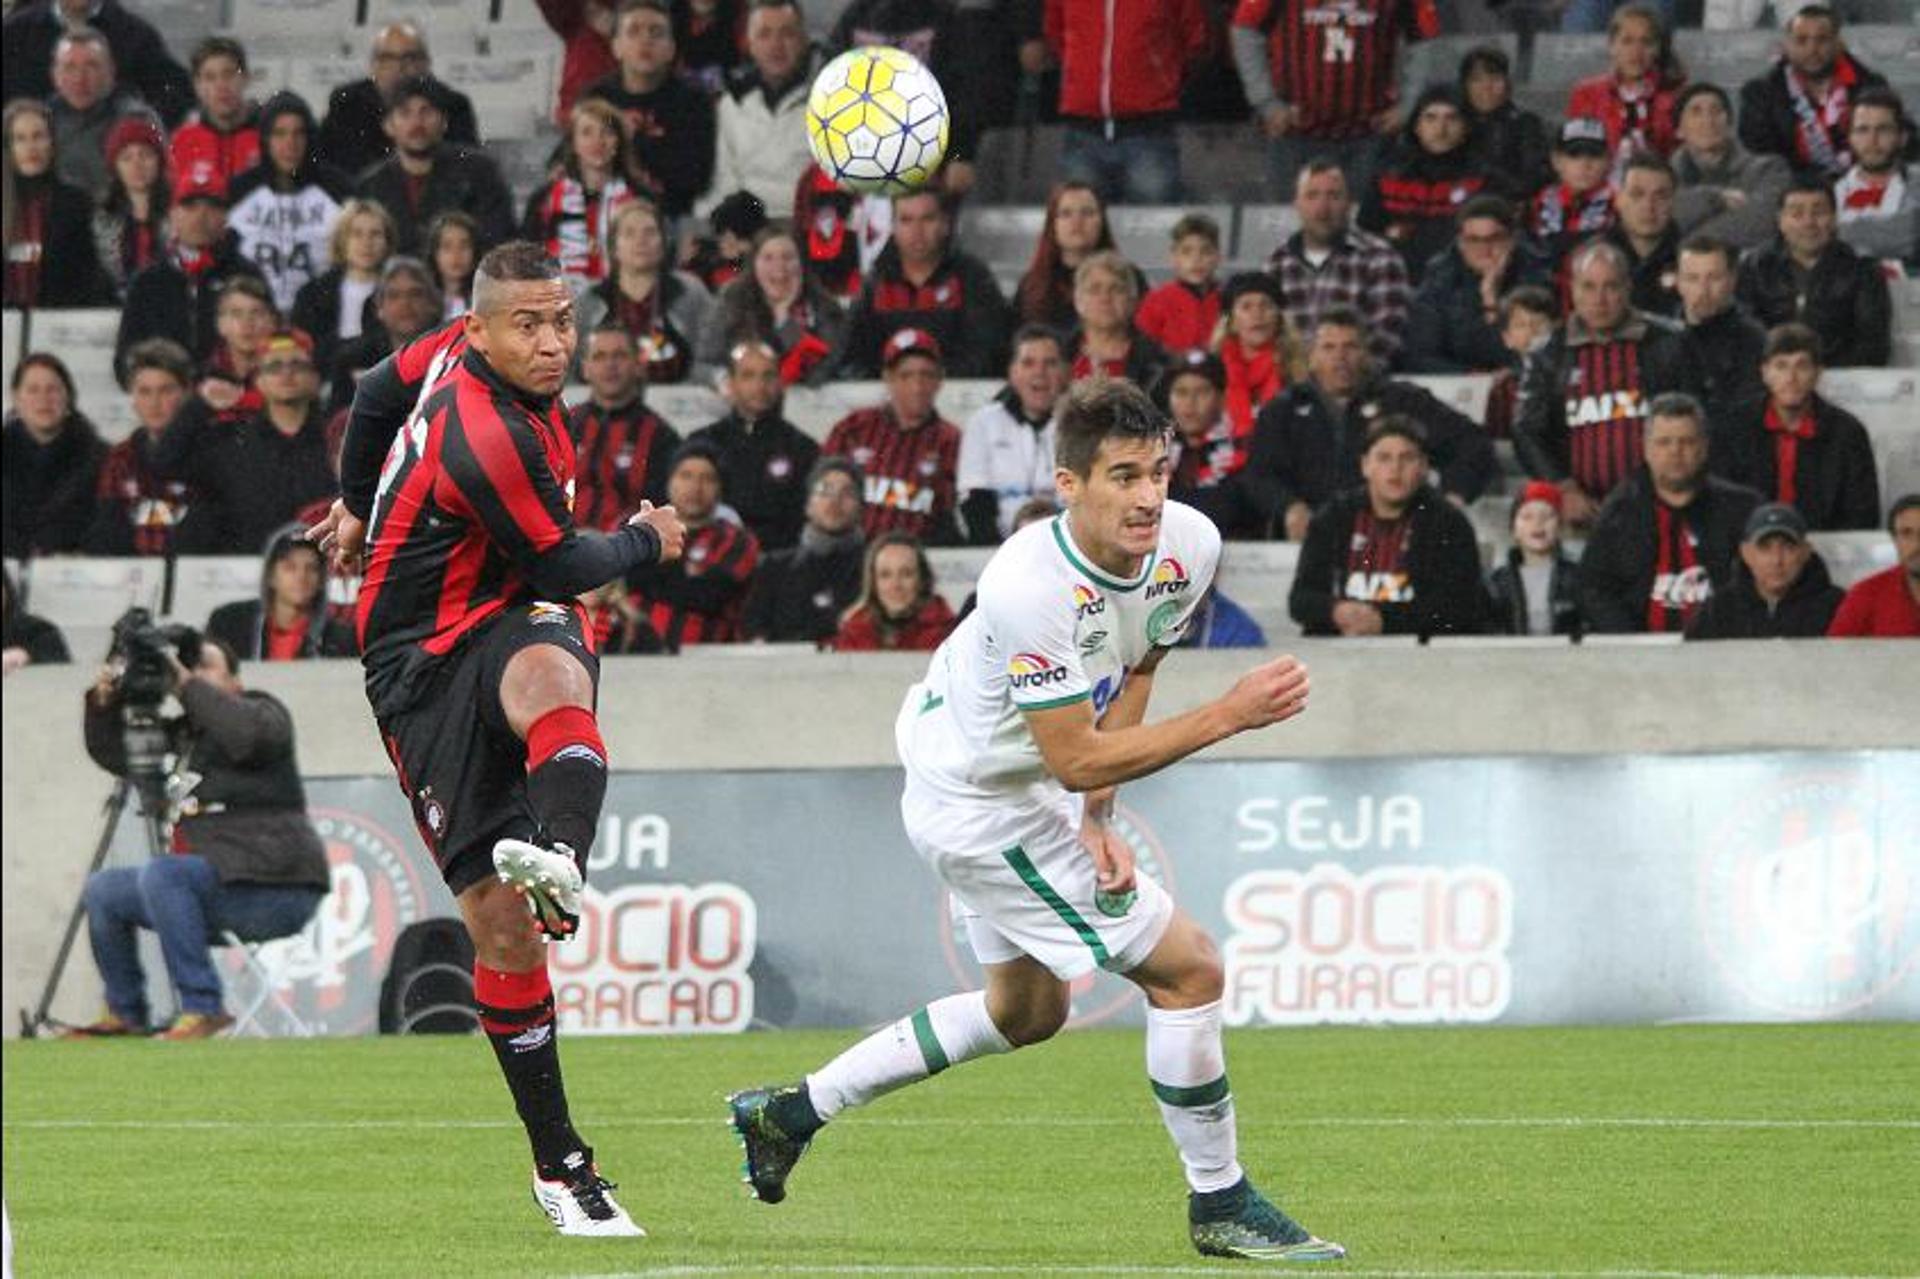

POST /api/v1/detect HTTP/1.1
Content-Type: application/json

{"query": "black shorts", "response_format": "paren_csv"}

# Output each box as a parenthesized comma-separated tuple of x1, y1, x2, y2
(376, 602, 601, 896)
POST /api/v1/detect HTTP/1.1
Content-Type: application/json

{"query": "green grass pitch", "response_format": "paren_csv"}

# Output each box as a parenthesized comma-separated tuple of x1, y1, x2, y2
(5, 1023, 1918, 1277)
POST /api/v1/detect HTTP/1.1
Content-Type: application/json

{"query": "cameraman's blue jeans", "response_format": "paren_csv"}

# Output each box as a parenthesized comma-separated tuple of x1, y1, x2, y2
(84, 855, 325, 1023)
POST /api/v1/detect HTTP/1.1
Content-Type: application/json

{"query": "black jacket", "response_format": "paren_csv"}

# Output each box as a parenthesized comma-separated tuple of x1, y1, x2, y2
(1289, 486, 1489, 637)
(2, 176, 112, 308)
(1239, 376, 1495, 533)
(1, 414, 105, 558)
(1467, 101, 1552, 200)
(1684, 551, 1844, 640)
(316, 76, 480, 180)
(1738, 55, 1889, 181)
(1709, 393, 1881, 532)
(1514, 314, 1701, 486)
(1403, 238, 1554, 373)
(151, 400, 339, 555)
(83, 679, 330, 889)
(2, 585, 69, 665)
(290, 266, 379, 374)
(742, 537, 865, 643)
(1681, 306, 1767, 414)
(2, 0, 193, 125)
(328, 325, 401, 416)
(1578, 472, 1763, 634)
(113, 237, 265, 381)
(1359, 113, 1492, 285)
(1735, 238, 1892, 368)
(356, 145, 515, 257)
(208, 599, 358, 661)
(578, 72, 718, 217)
(1487, 549, 1583, 637)
(689, 411, 822, 552)
(1605, 224, 1682, 319)
(838, 242, 1014, 377)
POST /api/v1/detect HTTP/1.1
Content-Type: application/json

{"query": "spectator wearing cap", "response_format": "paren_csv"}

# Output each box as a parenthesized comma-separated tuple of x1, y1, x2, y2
(1289, 416, 1488, 639)
(228, 92, 353, 315)
(696, 0, 816, 220)
(1738, 5, 1888, 184)
(579, 0, 716, 218)
(1154, 349, 1254, 538)
(1243, 306, 1492, 542)
(1359, 83, 1491, 285)
(575, 200, 714, 386)
(169, 38, 261, 193)
(1578, 393, 1761, 635)
(1460, 45, 1550, 202)
(1675, 234, 1766, 416)
(1214, 272, 1299, 439)
(290, 199, 396, 375)
(743, 456, 867, 644)
(1487, 481, 1582, 637)
(1015, 182, 1142, 333)
(1835, 88, 1918, 269)
(569, 325, 682, 532)
(959, 325, 1068, 544)
(114, 169, 266, 381)
(693, 224, 842, 388)
(1736, 177, 1891, 369)
(689, 189, 769, 293)
(824, 329, 963, 545)
(1, 353, 105, 559)
(315, 23, 479, 179)
(151, 326, 338, 555)
(1515, 239, 1700, 528)
(84, 338, 195, 556)
(1531, 119, 1616, 272)
(1564, 4, 1685, 170)
(1827, 494, 1920, 638)
(1671, 82, 1791, 253)
(1135, 213, 1224, 356)
(537, 0, 619, 126)
(1404, 194, 1553, 375)
(326, 257, 443, 414)
(356, 77, 514, 258)
(1684, 503, 1844, 640)
(3, 99, 112, 308)
(832, 532, 955, 651)
(1043, 0, 1205, 204)
(1711, 323, 1879, 533)
(1230, 0, 1438, 203)
(627, 439, 762, 648)
(91, 113, 170, 297)
(690, 340, 821, 551)
(5, 0, 192, 128)
(44, 27, 152, 200)
(207, 526, 357, 660)
(838, 189, 1012, 378)
(1270, 160, 1411, 367)
(1603, 151, 1683, 318)
(1063, 251, 1167, 387)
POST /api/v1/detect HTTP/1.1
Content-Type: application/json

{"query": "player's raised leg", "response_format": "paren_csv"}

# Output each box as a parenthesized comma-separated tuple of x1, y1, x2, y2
(1127, 911, 1345, 1262)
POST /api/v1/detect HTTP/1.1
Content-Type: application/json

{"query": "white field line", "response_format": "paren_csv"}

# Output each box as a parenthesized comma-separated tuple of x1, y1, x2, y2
(566, 1268, 1911, 1279)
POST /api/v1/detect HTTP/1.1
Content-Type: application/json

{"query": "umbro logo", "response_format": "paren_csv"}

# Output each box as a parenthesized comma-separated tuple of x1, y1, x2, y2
(510, 1022, 554, 1053)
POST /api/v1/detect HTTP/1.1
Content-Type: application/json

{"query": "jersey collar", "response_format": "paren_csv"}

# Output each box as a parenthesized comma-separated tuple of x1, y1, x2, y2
(1050, 515, 1153, 593)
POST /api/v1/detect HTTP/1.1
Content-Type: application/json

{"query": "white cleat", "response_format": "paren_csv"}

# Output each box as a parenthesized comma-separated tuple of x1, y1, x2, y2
(493, 838, 583, 940)
(532, 1161, 647, 1238)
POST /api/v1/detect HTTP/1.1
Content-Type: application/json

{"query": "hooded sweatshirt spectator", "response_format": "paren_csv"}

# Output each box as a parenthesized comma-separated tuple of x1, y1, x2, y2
(227, 93, 352, 313)
(207, 528, 358, 659)
(2, 354, 105, 559)
(1360, 84, 1490, 284)
(1685, 503, 1843, 640)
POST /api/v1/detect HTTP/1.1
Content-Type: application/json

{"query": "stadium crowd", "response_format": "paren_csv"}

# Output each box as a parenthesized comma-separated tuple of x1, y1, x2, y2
(4, 0, 1917, 673)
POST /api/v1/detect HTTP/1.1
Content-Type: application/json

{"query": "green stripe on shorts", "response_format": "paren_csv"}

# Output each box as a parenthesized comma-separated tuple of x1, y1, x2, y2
(1001, 844, 1112, 969)
(910, 1006, 949, 1075)
(1151, 1075, 1231, 1108)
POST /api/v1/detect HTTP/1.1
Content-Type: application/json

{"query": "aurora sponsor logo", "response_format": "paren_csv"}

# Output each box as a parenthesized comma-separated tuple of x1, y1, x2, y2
(1072, 583, 1106, 619)
(1006, 651, 1070, 690)
(1145, 556, 1190, 600)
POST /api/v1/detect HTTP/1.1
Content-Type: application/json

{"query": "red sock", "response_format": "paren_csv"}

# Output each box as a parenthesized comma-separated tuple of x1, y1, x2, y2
(474, 961, 582, 1170)
(525, 705, 605, 772)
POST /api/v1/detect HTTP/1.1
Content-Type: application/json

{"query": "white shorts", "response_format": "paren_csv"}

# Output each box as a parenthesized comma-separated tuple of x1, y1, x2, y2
(900, 774, 1175, 982)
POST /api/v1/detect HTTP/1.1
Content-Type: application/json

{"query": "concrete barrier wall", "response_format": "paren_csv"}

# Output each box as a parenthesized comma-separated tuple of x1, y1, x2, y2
(5, 642, 1916, 1032)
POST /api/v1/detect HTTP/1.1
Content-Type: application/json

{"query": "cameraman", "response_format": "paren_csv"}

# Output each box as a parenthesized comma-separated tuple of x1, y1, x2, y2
(70, 635, 330, 1039)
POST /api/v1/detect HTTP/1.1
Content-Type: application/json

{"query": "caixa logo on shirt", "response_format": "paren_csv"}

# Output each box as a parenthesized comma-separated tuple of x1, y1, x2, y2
(1145, 557, 1190, 600)
(1006, 652, 1070, 690)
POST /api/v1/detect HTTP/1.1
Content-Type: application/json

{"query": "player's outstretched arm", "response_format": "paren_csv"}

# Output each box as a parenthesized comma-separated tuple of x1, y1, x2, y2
(1024, 654, 1310, 793)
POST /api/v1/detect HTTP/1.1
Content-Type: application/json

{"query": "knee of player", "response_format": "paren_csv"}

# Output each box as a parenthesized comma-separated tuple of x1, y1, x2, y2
(998, 994, 1069, 1047)
(502, 646, 596, 727)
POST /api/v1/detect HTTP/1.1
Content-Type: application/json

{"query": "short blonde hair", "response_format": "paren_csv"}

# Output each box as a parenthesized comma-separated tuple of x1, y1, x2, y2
(1073, 250, 1138, 304)
(329, 198, 397, 269)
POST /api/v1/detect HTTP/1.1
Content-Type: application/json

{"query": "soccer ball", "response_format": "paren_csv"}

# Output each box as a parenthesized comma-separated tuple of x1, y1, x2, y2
(806, 45, 950, 196)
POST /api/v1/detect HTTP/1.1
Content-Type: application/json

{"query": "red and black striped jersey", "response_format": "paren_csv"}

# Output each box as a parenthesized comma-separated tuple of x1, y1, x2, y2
(1341, 509, 1414, 604)
(1561, 338, 1649, 501)
(822, 407, 962, 544)
(630, 518, 760, 648)
(1233, 0, 1437, 139)
(567, 398, 680, 531)
(93, 433, 193, 556)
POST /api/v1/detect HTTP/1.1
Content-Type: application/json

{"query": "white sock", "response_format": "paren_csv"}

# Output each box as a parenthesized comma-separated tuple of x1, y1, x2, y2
(806, 991, 1011, 1120)
(1146, 999, 1243, 1193)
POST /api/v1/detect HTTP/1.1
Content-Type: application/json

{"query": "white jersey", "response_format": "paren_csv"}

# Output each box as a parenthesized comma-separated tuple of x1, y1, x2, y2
(898, 501, 1221, 807)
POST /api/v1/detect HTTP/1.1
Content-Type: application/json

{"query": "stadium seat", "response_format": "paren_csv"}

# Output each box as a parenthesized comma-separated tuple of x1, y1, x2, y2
(1107, 205, 1234, 274)
(141, 0, 223, 51)
(1673, 29, 1779, 93)
(644, 384, 727, 429)
(226, 0, 359, 56)
(956, 206, 1047, 272)
(283, 55, 370, 115)
(1179, 125, 1276, 206)
(364, 0, 487, 55)
(1811, 531, 1897, 587)
(1527, 34, 1610, 92)
(440, 50, 559, 141)
(1844, 25, 1920, 91)
(219, 931, 316, 1039)
(1410, 374, 1496, 429)
(1820, 368, 1919, 519)
(1233, 205, 1301, 268)
(2, 309, 21, 418)
(970, 126, 1065, 205)
(27, 309, 119, 410)
(168, 557, 267, 633)
(21, 558, 167, 632)
(1398, 33, 1518, 111)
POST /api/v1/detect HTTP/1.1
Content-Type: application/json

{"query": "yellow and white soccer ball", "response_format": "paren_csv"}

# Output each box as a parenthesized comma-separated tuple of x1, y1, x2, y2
(806, 45, 950, 195)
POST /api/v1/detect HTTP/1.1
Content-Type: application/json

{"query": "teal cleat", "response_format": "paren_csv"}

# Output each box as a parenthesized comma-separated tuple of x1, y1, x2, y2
(1189, 1178, 1347, 1262)
(727, 1084, 816, 1205)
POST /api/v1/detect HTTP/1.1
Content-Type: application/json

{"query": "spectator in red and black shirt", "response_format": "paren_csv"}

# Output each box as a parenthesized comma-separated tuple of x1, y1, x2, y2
(1269, 161, 1411, 367)
(1604, 151, 1682, 318)
(1564, 4, 1684, 171)
(1360, 84, 1489, 284)
(207, 527, 358, 660)
(627, 439, 760, 647)
(690, 339, 822, 551)
(1289, 416, 1487, 638)
(85, 339, 196, 556)
(1064, 251, 1168, 388)
(1579, 393, 1761, 635)
(355, 77, 515, 258)
(1515, 238, 1700, 529)
(833, 531, 956, 651)
(520, 98, 638, 291)
(578, 0, 716, 218)
(1828, 494, 1920, 638)
(569, 326, 681, 531)
(1710, 323, 1879, 533)
(572, 199, 714, 386)
(170, 38, 261, 193)
(824, 328, 963, 545)
(1531, 119, 1616, 274)
(1231, 0, 1438, 202)
(1738, 4, 1888, 183)
(838, 190, 1012, 378)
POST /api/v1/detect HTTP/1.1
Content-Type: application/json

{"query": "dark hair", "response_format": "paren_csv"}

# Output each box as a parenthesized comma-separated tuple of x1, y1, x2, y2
(10, 351, 76, 402)
(586, 322, 638, 350)
(1672, 81, 1731, 128)
(1309, 304, 1369, 340)
(892, 187, 954, 218)
(808, 454, 863, 492)
(1498, 284, 1557, 327)
(384, 74, 442, 114)
(1458, 44, 1510, 84)
(747, 0, 805, 13)
(424, 209, 479, 296)
(1783, 174, 1838, 208)
(1787, 4, 1839, 32)
(1054, 377, 1169, 478)
(123, 338, 194, 386)
(1608, 3, 1685, 88)
(1297, 157, 1347, 187)
(1170, 212, 1221, 247)
(1889, 493, 1920, 536)
(846, 530, 936, 629)
(1620, 149, 1675, 186)
(191, 35, 248, 75)
(203, 635, 242, 678)
(1647, 391, 1706, 430)
(1851, 86, 1910, 130)
(1762, 321, 1822, 364)
(617, 0, 674, 20)
(216, 273, 276, 315)
(1017, 181, 1115, 322)
(1456, 193, 1516, 230)
(378, 254, 436, 297)
(1011, 322, 1066, 358)
(1363, 414, 1428, 457)
(1678, 232, 1737, 272)
(472, 241, 562, 312)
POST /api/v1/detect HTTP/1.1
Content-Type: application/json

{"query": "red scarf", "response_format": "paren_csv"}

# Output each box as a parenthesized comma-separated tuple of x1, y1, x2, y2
(3, 189, 47, 306)
(540, 174, 633, 281)
(1786, 55, 1859, 172)
(1648, 502, 1704, 632)
(1532, 183, 1615, 239)
(1219, 338, 1285, 436)
(1764, 403, 1816, 506)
